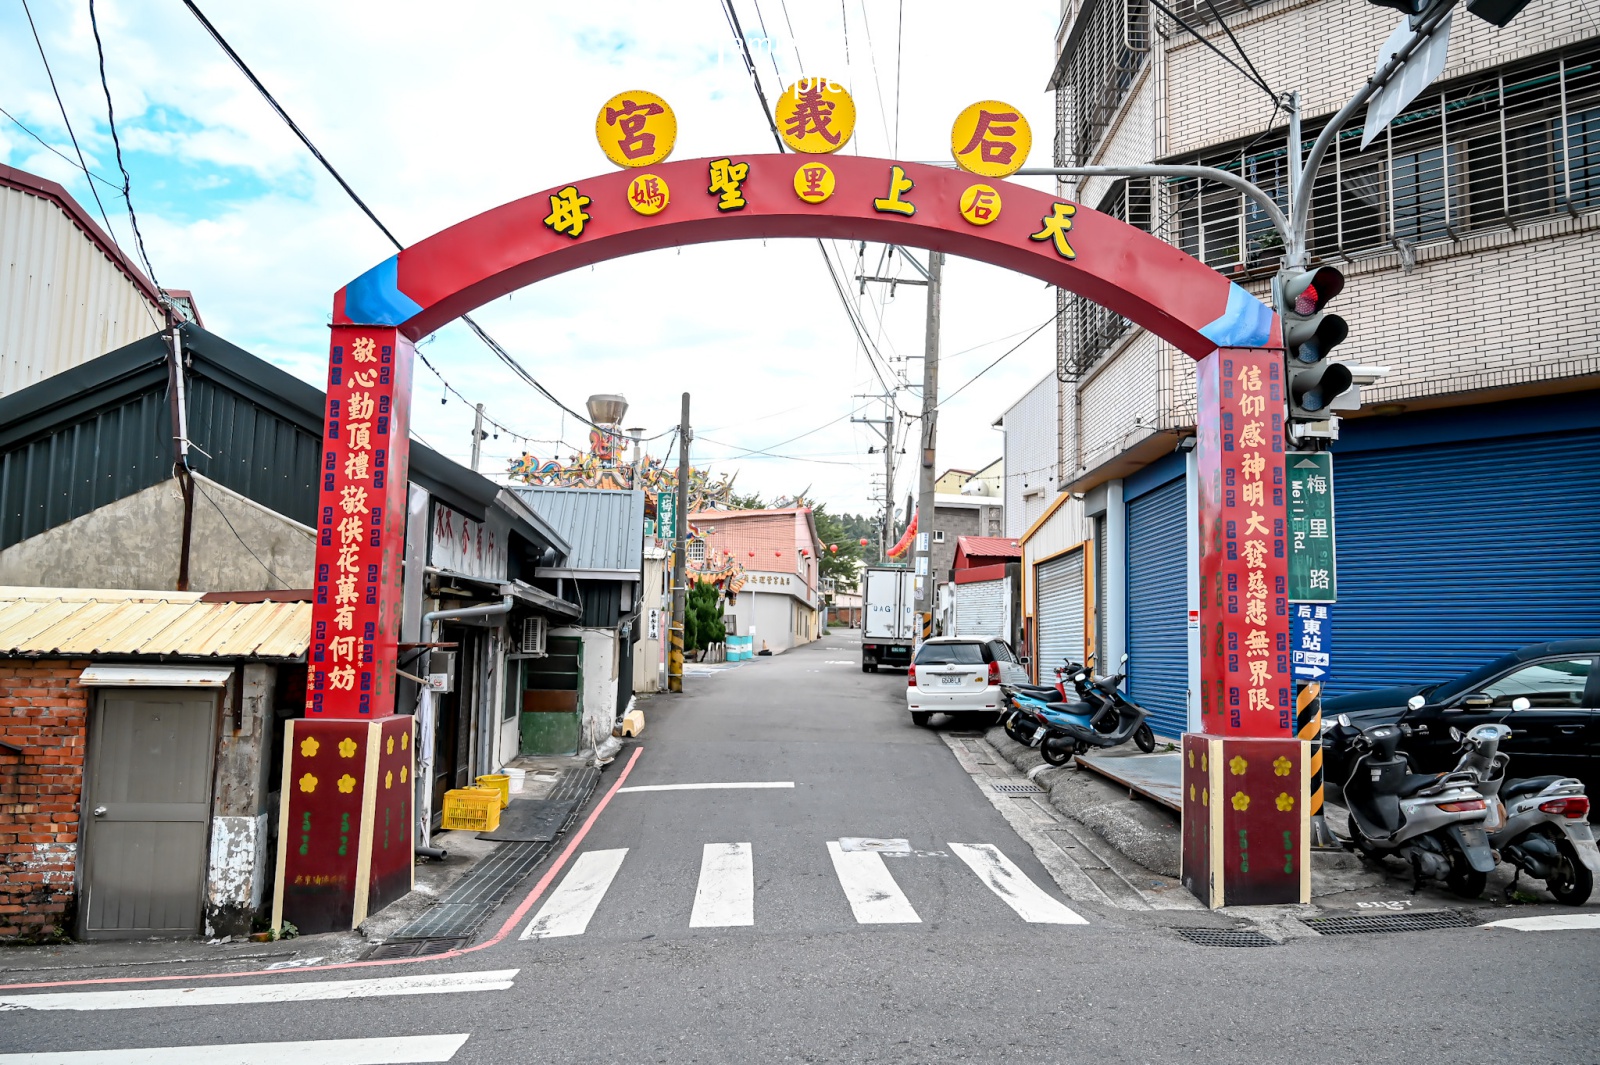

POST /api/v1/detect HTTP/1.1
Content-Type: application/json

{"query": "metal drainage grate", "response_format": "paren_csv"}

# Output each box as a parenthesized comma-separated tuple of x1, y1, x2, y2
(992, 783, 1045, 795)
(1301, 910, 1473, 936)
(362, 937, 464, 960)
(1173, 927, 1280, 948)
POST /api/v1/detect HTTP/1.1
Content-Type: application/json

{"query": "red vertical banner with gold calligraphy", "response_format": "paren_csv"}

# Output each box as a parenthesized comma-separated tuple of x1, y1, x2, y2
(306, 325, 414, 719)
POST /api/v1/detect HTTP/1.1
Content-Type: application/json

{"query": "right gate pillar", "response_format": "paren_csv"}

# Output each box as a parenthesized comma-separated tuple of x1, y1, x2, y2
(1182, 347, 1311, 908)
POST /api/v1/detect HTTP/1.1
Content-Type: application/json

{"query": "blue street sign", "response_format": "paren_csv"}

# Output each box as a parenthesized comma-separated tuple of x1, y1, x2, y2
(1291, 603, 1332, 681)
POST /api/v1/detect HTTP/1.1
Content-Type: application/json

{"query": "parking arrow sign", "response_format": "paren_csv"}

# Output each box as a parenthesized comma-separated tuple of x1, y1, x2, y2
(1291, 603, 1332, 682)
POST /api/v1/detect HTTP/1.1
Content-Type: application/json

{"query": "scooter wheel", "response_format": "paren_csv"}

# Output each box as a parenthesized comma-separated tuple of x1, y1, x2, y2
(1549, 840, 1595, 906)
(1134, 723, 1156, 753)
(1041, 738, 1073, 767)
(1445, 853, 1487, 900)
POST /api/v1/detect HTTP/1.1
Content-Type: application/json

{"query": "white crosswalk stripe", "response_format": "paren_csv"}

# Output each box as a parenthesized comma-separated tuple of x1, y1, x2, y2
(949, 843, 1088, 925)
(521, 847, 629, 939)
(826, 841, 922, 924)
(0, 1034, 470, 1064)
(690, 842, 755, 927)
(0, 969, 517, 1012)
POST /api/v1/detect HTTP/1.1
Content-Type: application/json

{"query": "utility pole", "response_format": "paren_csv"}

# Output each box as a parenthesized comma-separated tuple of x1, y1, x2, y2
(913, 252, 943, 641)
(469, 402, 485, 472)
(668, 392, 691, 693)
(852, 394, 898, 563)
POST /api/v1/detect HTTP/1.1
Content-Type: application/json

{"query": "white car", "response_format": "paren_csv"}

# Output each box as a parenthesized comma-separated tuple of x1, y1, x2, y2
(906, 636, 1031, 727)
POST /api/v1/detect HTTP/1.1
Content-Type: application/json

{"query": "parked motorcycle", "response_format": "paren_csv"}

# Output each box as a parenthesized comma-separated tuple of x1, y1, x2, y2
(1325, 713, 1497, 897)
(1438, 699, 1600, 905)
(1000, 654, 1156, 766)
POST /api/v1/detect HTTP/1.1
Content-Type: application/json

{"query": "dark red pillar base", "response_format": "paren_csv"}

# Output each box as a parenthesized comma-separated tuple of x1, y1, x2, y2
(1181, 733, 1310, 907)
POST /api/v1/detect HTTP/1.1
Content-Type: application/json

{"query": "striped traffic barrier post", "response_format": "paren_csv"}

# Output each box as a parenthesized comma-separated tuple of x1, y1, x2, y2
(1296, 680, 1338, 848)
(667, 621, 684, 694)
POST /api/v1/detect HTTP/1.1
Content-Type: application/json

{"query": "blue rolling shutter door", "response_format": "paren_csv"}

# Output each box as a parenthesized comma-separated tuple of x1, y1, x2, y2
(1126, 478, 1188, 739)
(1331, 428, 1600, 696)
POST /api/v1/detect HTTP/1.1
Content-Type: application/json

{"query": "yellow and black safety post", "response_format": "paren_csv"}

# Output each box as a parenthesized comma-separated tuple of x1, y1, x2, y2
(667, 391, 690, 694)
(1296, 680, 1338, 848)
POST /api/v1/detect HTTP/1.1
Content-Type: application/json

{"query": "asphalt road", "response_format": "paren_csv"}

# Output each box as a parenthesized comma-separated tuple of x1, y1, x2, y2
(4, 630, 1599, 1064)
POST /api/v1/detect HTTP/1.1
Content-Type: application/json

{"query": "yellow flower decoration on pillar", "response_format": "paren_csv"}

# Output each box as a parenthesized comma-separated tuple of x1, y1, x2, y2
(385, 770, 393, 790)
(401, 732, 409, 750)
(1229, 755, 1248, 776)
(298, 772, 318, 793)
(1231, 791, 1251, 811)
(1273, 756, 1293, 777)
(1276, 792, 1295, 812)
(1187, 749, 1194, 768)
(1189, 783, 1196, 801)
(337, 773, 357, 794)
(338, 737, 358, 759)
(386, 736, 395, 755)
(400, 765, 408, 784)
(1202, 787, 1209, 807)
(299, 737, 320, 758)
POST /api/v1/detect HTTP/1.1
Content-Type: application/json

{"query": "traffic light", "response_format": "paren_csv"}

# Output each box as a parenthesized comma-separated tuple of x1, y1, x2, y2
(1278, 266, 1354, 432)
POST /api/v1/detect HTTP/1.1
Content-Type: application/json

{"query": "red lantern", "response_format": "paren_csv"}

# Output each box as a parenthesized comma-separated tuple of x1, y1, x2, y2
(829, 544, 838, 554)
(748, 551, 754, 557)
(859, 538, 868, 546)
(774, 550, 781, 557)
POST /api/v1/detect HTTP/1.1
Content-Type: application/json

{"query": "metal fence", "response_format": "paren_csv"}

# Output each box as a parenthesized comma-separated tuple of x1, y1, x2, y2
(1064, 0, 1152, 166)
(1166, 42, 1600, 276)
(1062, 179, 1154, 378)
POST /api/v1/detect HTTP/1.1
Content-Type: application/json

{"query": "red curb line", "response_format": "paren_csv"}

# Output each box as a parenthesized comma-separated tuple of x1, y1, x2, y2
(0, 746, 644, 992)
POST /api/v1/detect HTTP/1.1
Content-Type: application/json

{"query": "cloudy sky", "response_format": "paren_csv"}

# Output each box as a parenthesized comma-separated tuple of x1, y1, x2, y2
(1, 0, 1063, 517)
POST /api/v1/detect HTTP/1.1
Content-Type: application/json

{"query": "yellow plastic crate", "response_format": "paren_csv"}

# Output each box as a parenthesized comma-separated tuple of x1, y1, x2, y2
(476, 774, 510, 809)
(441, 787, 502, 832)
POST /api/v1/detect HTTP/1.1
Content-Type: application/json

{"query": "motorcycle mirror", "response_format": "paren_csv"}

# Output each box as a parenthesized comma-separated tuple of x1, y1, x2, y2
(1406, 695, 1426, 711)
(1511, 696, 1531, 712)
(1337, 713, 1350, 727)
(1074, 673, 1087, 683)
(1450, 726, 1462, 743)
(1119, 652, 1130, 664)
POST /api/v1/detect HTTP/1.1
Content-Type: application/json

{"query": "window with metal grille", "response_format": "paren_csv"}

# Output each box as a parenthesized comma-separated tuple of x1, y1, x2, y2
(1065, 0, 1151, 164)
(1065, 180, 1152, 375)
(1166, 43, 1600, 277)
(689, 539, 705, 563)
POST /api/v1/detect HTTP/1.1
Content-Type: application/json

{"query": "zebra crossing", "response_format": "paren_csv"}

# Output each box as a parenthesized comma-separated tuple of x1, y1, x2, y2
(521, 838, 1087, 939)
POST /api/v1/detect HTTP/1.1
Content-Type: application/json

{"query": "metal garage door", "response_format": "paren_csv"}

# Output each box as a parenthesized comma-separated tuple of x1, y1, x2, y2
(1331, 426, 1600, 696)
(1036, 549, 1085, 680)
(954, 579, 1008, 639)
(1126, 478, 1188, 739)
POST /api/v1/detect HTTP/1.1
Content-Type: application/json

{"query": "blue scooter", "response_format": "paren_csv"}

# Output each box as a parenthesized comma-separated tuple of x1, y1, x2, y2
(1000, 654, 1156, 766)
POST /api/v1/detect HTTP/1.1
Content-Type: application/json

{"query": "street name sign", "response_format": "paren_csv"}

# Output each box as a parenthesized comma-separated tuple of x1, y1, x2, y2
(1287, 452, 1336, 603)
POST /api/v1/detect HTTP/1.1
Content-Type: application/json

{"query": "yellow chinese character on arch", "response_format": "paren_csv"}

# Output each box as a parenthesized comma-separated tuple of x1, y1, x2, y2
(1240, 452, 1266, 481)
(350, 369, 376, 389)
(872, 165, 916, 217)
(1240, 421, 1266, 449)
(1240, 393, 1265, 418)
(334, 603, 356, 631)
(1030, 203, 1078, 260)
(1238, 364, 1262, 392)
(1244, 629, 1271, 658)
(1247, 687, 1273, 712)
(1245, 511, 1270, 536)
(543, 186, 592, 239)
(1248, 659, 1271, 686)
(351, 337, 377, 363)
(329, 665, 356, 691)
(707, 158, 750, 211)
(1242, 480, 1264, 508)
(339, 485, 369, 516)
(1242, 540, 1268, 569)
(347, 421, 372, 452)
(343, 452, 370, 483)
(330, 636, 358, 663)
(334, 573, 360, 607)
(347, 391, 376, 421)
(1245, 597, 1267, 626)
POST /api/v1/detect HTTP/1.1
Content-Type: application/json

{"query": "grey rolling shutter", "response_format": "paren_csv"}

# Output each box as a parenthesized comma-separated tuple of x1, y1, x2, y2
(954, 579, 1007, 638)
(1126, 478, 1188, 739)
(1036, 549, 1085, 679)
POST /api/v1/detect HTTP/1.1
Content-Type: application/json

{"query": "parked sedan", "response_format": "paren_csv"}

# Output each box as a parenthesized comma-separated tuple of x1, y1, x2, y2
(1322, 639, 1599, 812)
(906, 636, 1030, 728)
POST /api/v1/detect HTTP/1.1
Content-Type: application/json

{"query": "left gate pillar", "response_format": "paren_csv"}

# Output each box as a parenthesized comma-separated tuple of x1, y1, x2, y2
(273, 325, 416, 934)
(1181, 347, 1311, 908)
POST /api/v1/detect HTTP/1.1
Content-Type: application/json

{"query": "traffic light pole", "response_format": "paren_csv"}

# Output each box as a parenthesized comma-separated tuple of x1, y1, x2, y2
(668, 392, 690, 694)
(913, 252, 943, 640)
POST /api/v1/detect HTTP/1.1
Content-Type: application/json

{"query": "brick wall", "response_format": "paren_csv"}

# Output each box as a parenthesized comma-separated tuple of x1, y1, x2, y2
(0, 659, 87, 941)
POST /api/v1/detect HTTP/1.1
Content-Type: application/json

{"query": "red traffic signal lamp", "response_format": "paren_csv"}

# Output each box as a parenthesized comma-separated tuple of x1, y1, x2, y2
(1278, 266, 1354, 427)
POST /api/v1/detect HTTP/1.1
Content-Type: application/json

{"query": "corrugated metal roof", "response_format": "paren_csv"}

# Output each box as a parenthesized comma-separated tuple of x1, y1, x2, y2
(513, 487, 644, 573)
(0, 588, 310, 658)
(957, 536, 1022, 558)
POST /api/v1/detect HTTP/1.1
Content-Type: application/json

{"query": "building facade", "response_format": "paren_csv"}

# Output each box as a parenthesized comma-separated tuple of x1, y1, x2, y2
(1012, 0, 1600, 736)
(691, 507, 825, 654)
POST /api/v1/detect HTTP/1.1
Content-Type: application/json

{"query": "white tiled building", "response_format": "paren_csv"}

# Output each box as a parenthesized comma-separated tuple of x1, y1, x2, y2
(1004, 0, 1600, 739)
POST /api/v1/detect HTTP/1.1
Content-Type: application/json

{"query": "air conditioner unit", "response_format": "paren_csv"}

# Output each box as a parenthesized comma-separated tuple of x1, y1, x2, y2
(521, 615, 548, 656)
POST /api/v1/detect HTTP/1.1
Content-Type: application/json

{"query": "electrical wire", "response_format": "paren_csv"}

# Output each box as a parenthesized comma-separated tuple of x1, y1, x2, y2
(893, 0, 903, 157)
(194, 479, 291, 589)
(1146, 0, 1277, 104)
(88, 0, 163, 297)
(1197, 0, 1275, 102)
(0, 105, 124, 191)
(181, 0, 613, 438)
(936, 310, 1063, 409)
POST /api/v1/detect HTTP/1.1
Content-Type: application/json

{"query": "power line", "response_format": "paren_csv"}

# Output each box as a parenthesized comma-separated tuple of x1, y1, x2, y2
(181, 0, 612, 438)
(1197, 0, 1276, 102)
(1146, 0, 1277, 104)
(893, 0, 904, 157)
(0, 105, 123, 191)
(88, 0, 164, 297)
(937, 311, 1063, 409)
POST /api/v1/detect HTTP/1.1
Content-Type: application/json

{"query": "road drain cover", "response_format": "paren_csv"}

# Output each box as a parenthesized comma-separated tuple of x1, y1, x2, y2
(1174, 927, 1279, 947)
(362, 937, 464, 960)
(992, 783, 1045, 794)
(1301, 910, 1473, 936)
(838, 837, 911, 854)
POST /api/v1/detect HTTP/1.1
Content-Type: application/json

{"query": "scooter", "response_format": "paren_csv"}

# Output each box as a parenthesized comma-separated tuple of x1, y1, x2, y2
(1325, 713, 1497, 897)
(1000, 655, 1156, 766)
(1442, 701, 1600, 905)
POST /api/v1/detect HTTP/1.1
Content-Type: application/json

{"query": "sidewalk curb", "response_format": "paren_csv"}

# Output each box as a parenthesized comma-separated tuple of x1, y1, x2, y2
(982, 726, 1182, 878)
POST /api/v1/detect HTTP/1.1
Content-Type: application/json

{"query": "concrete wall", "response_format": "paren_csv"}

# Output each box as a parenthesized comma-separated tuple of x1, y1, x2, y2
(1002, 373, 1061, 538)
(204, 663, 274, 938)
(553, 627, 619, 753)
(0, 473, 314, 592)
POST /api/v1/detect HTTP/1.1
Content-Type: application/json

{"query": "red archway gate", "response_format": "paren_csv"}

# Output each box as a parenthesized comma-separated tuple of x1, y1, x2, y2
(276, 155, 1301, 932)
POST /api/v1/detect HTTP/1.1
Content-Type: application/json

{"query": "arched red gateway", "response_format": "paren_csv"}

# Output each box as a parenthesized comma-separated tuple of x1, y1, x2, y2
(277, 155, 1300, 933)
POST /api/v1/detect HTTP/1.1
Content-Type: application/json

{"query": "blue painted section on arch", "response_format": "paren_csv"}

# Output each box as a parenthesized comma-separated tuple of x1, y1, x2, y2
(1197, 283, 1273, 349)
(343, 255, 422, 327)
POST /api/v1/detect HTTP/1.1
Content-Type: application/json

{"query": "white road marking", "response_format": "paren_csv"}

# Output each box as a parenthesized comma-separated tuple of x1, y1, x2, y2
(950, 843, 1088, 925)
(0, 1034, 469, 1064)
(1480, 913, 1600, 931)
(0, 970, 516, 1012)
(617, 782, 795, 793)
(521, 849, 628, 939)
(690, 842, 755, 927)
(826, 841, 921, 924)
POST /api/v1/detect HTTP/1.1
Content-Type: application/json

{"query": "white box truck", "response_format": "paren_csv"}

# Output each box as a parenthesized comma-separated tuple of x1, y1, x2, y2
(861, 566, 918, 672)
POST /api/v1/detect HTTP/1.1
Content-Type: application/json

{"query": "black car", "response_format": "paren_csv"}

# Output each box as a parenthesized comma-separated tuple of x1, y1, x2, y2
(1322, 639, 1599, 813)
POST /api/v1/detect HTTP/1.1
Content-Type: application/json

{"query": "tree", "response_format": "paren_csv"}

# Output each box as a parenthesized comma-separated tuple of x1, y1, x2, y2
(812, 505, 864, 587)
(684, 579, 726, 657)
(726, 491, 766, 510)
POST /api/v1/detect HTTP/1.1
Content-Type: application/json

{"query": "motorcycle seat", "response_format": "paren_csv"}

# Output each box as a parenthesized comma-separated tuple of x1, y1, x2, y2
(1502, 775, 1567, 801)
(1399, 773, 1444, 798)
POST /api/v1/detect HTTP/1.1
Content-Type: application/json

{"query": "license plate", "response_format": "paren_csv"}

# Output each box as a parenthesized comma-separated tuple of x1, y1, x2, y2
(1459, 826, 1488, 848)
(939, 675, 964, 685)
(1570, 823, 1594, 843)
(1030, 731, 1044, 748)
